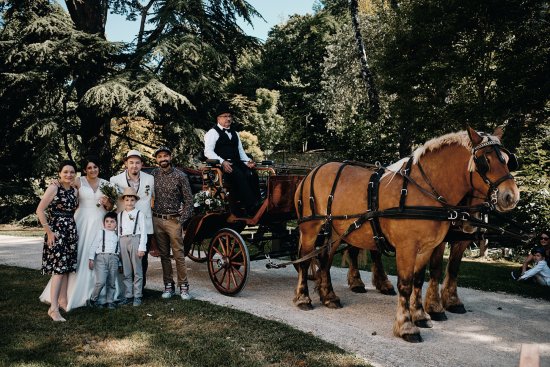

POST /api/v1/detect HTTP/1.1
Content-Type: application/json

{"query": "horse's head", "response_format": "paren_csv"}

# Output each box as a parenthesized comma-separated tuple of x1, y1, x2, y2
(467, 126, 520, 212)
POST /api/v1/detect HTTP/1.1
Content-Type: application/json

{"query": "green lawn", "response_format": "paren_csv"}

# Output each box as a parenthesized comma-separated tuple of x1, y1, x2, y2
(0, 265, 370, 367)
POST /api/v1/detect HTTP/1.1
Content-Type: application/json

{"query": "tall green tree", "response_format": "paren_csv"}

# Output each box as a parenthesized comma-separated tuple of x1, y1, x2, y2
(0, 0, 261, 220)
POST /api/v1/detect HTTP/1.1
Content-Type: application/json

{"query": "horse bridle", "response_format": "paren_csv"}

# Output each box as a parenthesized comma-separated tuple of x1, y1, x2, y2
(471, 138, 518, 206)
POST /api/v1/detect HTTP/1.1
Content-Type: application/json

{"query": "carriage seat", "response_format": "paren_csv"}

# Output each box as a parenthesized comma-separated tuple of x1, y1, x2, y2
(205, 159, 220, 167)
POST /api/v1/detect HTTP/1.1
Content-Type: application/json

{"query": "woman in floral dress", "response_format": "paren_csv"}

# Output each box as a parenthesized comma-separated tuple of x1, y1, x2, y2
(36, 160, 79, 322)
(40, 156, 120, 310)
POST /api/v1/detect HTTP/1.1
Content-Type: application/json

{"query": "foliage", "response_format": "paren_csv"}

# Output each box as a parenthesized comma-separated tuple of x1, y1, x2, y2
(252, 12, 339, 152)
(507, 124, 550, 230)
(238, 131, 265, 162)
(0, 265, 370, 367)
(318, 0, 549, 156)
(0, 0, 262, 221)
(237, 88, 285, 155)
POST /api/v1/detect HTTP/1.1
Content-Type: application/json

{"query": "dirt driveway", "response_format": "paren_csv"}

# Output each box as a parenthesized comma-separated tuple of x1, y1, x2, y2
(1, 235, 548, 367)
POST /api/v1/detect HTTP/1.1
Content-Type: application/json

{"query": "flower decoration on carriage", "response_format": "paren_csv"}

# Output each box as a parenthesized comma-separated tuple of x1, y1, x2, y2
(145, 184, 151, 196)
(193, 190, 224, 214)
(97, 182, 119, 210)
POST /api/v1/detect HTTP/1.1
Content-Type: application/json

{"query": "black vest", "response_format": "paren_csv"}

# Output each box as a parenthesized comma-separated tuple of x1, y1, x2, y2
(213, 125, 240, 161)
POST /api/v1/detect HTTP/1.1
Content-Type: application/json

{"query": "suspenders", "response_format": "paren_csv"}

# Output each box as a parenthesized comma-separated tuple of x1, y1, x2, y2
(118, 210, 141, 236)
(100, 229, 119, 254)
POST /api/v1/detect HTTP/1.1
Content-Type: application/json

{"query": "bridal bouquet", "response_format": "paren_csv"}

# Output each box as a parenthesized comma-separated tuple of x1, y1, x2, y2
(193, 190, 224, 214)
(97, 182, 119, 210)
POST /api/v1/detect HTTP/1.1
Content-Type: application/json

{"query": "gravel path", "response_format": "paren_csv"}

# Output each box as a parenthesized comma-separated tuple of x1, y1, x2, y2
(1, 235, 549, 367)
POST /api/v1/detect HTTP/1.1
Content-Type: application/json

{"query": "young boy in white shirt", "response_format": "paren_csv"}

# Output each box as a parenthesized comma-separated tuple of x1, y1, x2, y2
(118, 187, 147, 306)
(87, 212, 120, 309)
(517, 247, 550, 286)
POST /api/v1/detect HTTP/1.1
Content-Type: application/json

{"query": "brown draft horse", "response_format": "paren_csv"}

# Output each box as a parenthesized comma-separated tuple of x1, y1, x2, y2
(293, 127, 519, 342)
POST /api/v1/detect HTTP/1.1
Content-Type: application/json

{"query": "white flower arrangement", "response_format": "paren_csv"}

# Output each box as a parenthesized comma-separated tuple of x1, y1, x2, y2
(96, 182, 118, 210)
(193, 190, 224, 214)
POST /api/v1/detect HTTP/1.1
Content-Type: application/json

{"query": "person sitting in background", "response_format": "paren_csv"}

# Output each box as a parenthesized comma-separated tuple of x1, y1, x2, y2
(516, 247, 550, 286)
(203, 102, 261, 216)
(512, 230, 550, 280)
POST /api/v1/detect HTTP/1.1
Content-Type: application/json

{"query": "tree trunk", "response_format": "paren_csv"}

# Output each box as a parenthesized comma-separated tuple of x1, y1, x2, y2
(65, 1, 113, 174)
(349, 0, 380, 120)
(65, 0, 107, 36)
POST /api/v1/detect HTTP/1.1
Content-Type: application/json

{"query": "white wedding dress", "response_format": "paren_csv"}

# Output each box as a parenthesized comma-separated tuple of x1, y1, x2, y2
(40, 177, 123, 310)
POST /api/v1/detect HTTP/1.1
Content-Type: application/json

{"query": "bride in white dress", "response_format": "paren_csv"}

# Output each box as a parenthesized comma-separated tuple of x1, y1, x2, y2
(40, 157, 123, 310)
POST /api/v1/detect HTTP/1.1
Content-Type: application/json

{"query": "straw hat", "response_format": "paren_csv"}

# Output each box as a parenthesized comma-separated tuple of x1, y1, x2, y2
(121, 187, 140, 200)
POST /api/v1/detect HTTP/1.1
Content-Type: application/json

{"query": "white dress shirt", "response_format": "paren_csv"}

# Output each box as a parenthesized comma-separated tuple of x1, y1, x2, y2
(518, 259, 550, 285)
(118, 208, 147, 252)
(204, 123, 251, 163)
(88, 229, 119, 260)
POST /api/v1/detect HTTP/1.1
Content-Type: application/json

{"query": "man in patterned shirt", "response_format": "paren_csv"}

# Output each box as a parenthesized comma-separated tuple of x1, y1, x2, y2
(151, 146, 194, 300)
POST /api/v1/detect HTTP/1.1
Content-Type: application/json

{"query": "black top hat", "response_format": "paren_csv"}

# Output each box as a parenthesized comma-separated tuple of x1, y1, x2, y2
(215, 101, 233, 117)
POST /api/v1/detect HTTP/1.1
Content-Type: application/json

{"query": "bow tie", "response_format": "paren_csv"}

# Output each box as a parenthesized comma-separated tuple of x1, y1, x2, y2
(223, 128, 230, 132)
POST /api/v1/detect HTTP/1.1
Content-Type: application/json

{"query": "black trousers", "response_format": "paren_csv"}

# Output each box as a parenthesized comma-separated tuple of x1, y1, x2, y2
(226, 162, 260, 212)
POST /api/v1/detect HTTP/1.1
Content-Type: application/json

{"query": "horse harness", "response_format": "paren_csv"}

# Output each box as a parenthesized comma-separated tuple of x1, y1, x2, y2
(296, 139, 521, 257)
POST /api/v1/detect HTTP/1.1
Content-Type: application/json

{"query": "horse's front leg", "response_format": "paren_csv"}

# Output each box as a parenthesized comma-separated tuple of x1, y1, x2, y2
(370, 250, 396, 295)
(393, 246, 422, 343)
(346, 247, 367, 293)
(424, 242, 448, 321)
(317, 238, 342, 309)
(441, 240, 470, 314)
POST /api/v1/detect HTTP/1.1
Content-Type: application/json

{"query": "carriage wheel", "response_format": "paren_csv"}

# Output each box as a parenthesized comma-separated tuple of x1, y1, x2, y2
(187, 239, 209, 263)
(208, 229, 250, 296)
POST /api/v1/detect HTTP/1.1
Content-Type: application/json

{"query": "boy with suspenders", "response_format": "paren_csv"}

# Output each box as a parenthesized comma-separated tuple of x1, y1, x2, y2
(87, 212, 120, 309)
(117, 187, 147, 306)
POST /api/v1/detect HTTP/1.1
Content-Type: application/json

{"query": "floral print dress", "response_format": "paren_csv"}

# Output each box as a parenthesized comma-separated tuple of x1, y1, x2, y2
(41, 186, 79, 275)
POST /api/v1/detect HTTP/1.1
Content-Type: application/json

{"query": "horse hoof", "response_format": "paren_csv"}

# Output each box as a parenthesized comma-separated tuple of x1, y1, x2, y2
(380, 288, 397, 296)
(402, 333, 423, 343)
(414, 319, 433, 328)
(446, 304, 467, 314)
(297, 303, 313, 311)
(324, 300, 342, 309)
(350, 286, 367, 293)
(429, 311, 448, 321)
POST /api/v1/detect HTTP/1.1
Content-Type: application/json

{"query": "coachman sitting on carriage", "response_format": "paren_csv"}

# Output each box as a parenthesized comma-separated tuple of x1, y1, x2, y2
(203, 102, 262, 217)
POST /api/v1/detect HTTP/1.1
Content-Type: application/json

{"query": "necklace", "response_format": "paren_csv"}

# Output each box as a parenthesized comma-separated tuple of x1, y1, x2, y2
(126, 171, 140, 192)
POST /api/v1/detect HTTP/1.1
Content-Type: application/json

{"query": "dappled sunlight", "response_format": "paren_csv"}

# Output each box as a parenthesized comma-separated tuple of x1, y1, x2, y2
(74, 332, 154, 363)
(451, 331, 501, 343)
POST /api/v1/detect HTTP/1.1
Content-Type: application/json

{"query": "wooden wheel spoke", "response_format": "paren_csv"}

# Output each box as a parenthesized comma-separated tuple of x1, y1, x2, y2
(230, 249, 243, 261)
(212, 243, 224, 257)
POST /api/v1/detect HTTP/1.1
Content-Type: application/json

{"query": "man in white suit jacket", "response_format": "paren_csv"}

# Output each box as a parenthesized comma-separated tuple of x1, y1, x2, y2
(110, 150, 154, 293)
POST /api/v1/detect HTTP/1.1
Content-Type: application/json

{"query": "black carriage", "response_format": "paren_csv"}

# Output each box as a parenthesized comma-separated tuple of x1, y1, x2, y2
(177, 160, 306, 296)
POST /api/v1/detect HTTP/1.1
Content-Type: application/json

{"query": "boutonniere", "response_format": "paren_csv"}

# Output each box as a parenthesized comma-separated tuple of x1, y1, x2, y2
(128, 213, 135, 221)
(145, 184, 151, 196)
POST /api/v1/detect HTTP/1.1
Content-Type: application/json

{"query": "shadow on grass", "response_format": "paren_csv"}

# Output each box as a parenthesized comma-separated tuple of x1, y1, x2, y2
(0, 265, 370, 367)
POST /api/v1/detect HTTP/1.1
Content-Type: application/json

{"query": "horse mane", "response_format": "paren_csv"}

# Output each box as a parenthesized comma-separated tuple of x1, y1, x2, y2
(412, 130, 500, 172)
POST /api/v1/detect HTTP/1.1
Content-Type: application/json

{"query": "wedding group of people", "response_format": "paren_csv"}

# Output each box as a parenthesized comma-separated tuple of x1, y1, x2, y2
(37, 105, 263, 322)
(37, 147, 194, 322)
